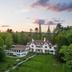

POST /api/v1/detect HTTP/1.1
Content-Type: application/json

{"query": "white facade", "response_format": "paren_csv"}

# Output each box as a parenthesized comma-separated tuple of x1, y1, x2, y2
(5, 38, 57, 57)
(5, 45, 29, 57)
(5, 50, 28, 57)
(29, 39, 56, 55)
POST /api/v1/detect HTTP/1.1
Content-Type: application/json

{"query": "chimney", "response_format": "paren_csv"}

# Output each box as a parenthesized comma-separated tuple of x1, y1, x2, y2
(32, 38, 34, 42)
(44, 37, 46, 42)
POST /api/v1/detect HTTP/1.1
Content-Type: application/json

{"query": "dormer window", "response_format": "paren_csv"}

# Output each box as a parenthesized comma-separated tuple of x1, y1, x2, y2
(54, 47, 56, 49)
(45, 46, 47, 48)
(49, 46, 51, 49)
(31, 45, 34, 47)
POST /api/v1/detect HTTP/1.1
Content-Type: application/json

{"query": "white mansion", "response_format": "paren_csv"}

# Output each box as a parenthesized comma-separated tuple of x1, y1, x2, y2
(28, 38, 57, 55)
(5, 38, 57, 57)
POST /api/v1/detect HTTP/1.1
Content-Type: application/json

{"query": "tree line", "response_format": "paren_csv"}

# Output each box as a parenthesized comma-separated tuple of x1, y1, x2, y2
(52, 24, 72, 72)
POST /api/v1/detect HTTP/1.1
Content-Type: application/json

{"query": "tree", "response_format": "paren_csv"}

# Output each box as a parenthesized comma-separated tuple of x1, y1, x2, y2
(0, 37, 4, 47)
(35, 27, 38, 33)
(52, 26, 72, 63)
(20, 32, 30, 45)
(34, 19, 45, 39)
(46, 25, 52, 41)
(29, 28, 33, 39)
(60, 44, 72, 72)
(0, 37, 5, 62)
(0, 48, 5, 62)
(53, 23, 62, 34)
(7, 29, 13, 33)
(63, 44, 72, 61)
(5, 33, 13, 49)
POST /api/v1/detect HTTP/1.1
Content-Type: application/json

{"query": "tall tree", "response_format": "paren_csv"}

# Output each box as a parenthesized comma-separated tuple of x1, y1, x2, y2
(0, 37, 5, 62)
(34, 19, 45, 39)
(35, 27, 38, 33)
(5, 33, 13, 49)
(7, 29, 13, 33)
(46, 25, 52, 41)
(0, 37, 4, 47)
(53, 23, 62, 34)
(34, 27, 40, 40)
(60, 44, 72, 72)
(29, 28, 33, 39)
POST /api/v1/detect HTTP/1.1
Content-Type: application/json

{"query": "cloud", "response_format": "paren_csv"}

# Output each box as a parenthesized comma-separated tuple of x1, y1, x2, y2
(1, 25, 10, 27)
(32, 0, 49, 7)
(34, 19, 56, 25)
(47, 3, 72, 12)
(31, 0, 72, 12)
(34, 19, 45, 24)
(46, 21, 56, 25)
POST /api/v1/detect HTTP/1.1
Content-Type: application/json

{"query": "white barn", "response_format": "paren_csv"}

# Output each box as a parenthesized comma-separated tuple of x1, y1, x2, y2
(28, 38, 57, 55)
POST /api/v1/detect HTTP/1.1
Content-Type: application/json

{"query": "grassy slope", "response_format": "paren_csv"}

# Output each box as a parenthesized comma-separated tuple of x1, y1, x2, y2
(12, 55, 65, 72)
(0, 57, 17, 71)
(0, 52, 34, 72)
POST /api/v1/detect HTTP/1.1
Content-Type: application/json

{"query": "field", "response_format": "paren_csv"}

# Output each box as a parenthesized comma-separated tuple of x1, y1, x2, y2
(0, 52, 35, 72)
(12, 55, 65, 72)
(0, 57, 17, 72)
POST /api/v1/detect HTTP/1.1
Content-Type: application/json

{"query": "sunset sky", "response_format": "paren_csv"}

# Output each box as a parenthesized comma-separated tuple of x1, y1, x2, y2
(0, 0, 72, 32)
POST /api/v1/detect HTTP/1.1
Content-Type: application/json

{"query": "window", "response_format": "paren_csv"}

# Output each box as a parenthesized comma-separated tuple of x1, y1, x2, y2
(54, 47, 56, 49)
(17, 54, 20, 55)
(49, 46, 52, 49)
(19, 50, 20, 52)
(36, 45, 42, 48)
(45, 46, 47, 48)
(50, 50, 53, 52)
(49, 50, 54, 54)
(31, 45, 34, 47)
(17, 50, 18, 52)
(36, 49, 43, 53)
(45, 50, 49, 53)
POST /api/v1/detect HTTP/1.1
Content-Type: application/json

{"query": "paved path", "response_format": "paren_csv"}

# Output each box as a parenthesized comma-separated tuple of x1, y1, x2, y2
(5, 55, 36, 72)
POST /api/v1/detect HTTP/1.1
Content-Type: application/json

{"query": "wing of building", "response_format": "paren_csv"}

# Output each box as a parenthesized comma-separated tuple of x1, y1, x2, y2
(27, 38, 57, 55)
(5, 45, 29, 57)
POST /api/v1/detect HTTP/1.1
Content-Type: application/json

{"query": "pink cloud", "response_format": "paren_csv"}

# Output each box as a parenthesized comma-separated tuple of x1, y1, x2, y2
(31, 0, 72, 12)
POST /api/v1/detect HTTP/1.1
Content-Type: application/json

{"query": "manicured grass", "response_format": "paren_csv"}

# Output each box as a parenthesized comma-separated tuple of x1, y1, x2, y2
(0, 57, 17, 72)
(12, 55, 65, 72)
(0, 52, 35, 72)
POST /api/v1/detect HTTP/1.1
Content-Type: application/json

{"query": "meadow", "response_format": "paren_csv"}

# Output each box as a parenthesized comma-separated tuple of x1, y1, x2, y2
(12, 55, 65, 72)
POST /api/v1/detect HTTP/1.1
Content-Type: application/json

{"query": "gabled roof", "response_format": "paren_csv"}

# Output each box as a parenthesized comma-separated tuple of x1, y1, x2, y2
(11, 45, 26, 51)
(32, 40, 49, 45)
(28, 39, 51, 46)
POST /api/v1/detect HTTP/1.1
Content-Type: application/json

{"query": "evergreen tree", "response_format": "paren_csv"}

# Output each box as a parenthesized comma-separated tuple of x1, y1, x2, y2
(0, 37, 5, 62)
(5, 33, 13, 49)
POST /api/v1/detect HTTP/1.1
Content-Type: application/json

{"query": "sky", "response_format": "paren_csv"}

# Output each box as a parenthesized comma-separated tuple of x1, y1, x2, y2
(0, 0, 72, 32)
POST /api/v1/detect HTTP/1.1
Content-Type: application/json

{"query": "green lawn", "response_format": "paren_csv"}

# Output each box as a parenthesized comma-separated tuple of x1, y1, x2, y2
(12, 55, 65, 72)
(0, 57, 17, 72)
(0, 52, 35, 72)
